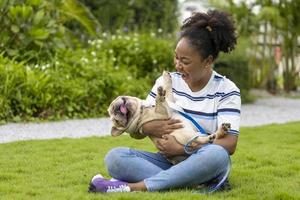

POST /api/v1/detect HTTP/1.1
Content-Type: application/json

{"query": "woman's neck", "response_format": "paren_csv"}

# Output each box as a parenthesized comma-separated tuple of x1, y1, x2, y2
(188, 70, 213, 92)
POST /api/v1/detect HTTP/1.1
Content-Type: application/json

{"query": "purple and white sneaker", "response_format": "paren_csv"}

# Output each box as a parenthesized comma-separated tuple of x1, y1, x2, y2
(88, 174, 131, 193)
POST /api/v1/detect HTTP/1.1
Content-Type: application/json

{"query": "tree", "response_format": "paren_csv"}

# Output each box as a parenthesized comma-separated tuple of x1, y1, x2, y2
(0, 0, 100, 62)
(210, 0, 300, 92)
(78, 0, 178, 34)
(254, 0, 300, 92)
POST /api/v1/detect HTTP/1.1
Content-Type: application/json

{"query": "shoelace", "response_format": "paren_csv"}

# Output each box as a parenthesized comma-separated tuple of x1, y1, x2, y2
(106, 185, 130, 192)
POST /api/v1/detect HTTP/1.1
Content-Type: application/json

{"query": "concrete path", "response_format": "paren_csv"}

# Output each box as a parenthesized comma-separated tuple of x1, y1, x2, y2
(1, 97, 300, 144)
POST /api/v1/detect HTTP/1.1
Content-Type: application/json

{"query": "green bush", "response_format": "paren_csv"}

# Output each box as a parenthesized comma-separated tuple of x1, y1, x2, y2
(0, 33, 174, 122)
(0, 0, 100, 62)
(0, 32, 252, 122)
(0, 53, 143, 122)
(97, 32, 175, 79)
(0, 0, 178, 64)
(78, 0, 178, 34)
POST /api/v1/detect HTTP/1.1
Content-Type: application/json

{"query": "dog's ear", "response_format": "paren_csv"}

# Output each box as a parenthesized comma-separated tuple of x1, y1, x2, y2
(111, 126, 124, 137)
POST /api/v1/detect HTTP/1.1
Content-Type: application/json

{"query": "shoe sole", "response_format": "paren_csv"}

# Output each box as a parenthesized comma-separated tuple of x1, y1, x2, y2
(88, 182, 97, 193)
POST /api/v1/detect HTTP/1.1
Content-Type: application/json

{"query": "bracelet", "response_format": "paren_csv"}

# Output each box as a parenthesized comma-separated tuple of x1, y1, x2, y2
(184, 135, 201, 155)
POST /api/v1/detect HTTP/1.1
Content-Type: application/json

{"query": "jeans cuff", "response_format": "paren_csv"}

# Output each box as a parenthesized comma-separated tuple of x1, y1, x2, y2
(143, 178, 154, 192)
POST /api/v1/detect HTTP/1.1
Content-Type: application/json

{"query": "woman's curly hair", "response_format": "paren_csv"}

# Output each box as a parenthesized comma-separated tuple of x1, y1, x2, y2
(180, 10, 237, 60)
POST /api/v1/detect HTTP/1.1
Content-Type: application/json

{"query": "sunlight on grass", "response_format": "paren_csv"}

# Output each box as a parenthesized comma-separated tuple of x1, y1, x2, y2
(0, 122, 300, 199)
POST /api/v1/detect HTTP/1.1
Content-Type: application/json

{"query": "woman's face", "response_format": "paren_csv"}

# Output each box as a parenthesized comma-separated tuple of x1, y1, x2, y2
(174, 37, 212, 91)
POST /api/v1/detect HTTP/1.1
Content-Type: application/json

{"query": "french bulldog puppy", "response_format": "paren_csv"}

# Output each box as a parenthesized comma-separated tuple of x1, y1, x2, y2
(108, 71, 230, 164)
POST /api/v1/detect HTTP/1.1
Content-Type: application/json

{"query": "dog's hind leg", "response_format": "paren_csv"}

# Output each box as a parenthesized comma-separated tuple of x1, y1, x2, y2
(192, 123, 231, 146)
(215, 123, 231, 139)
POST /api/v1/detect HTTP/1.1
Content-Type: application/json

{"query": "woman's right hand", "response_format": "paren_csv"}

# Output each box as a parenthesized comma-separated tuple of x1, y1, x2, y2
(142, 118, 183, 138)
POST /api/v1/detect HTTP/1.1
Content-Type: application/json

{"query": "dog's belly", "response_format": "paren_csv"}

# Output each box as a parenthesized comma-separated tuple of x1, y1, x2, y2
(169, 112, 199, 145)
(142, 108, 202, 145)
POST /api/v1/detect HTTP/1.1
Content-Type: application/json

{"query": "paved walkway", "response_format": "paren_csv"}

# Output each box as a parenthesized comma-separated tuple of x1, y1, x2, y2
(1, 97, 300, 144)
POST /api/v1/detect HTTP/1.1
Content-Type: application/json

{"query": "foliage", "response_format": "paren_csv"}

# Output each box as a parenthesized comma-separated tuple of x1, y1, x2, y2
(0, 122, 300, 199)
(210, 0, 300, 92)
(97, 32, 175, 79)
(0, 29, 255, 122)
(0, 0, 256, 122)
(60, 0, 100, 36)
(0, 33, 174, 122)
(78, 0, 178, 34)
(0, 0, 100, 62)
(214, 38, 253, 103)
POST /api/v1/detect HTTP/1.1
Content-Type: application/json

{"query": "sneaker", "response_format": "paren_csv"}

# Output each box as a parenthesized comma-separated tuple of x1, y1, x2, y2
(205, 178, 231, 193)
(192, 178, 231, 193)
(109, 178, 120, 182)
(218, 178, 231, 191)
(88, 174, 130, 193)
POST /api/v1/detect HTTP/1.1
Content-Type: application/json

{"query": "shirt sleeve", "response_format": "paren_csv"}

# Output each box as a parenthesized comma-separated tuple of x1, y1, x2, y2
(143, 75, 163, 106)
(217, 89, 241, 135)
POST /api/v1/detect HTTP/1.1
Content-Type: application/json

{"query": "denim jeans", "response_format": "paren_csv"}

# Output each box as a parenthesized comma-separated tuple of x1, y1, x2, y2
(104, 144, 230, 191)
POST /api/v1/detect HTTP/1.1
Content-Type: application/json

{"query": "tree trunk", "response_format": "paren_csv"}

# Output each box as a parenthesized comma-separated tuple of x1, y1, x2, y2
(283, 36, 297, 92)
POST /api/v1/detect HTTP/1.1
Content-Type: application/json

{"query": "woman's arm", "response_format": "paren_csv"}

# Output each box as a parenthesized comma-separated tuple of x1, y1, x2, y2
(213, 134, 238, 155)
(156, 134, 186, 156)
(156, 133, 238, 157)
(143, 120, 238, 156)
(215, 87, 241, 155)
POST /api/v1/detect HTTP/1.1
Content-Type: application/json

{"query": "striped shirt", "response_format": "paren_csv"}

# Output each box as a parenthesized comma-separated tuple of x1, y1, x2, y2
(145, 71, 241, 135)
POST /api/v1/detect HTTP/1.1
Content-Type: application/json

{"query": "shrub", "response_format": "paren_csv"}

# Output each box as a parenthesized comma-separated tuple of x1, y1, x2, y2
(0, 32, 252, 122)
(78, 0, 178, 34)
(0, 33, 174, 122)
(96, 32, 175, 79)
(0, 0, 99, 62)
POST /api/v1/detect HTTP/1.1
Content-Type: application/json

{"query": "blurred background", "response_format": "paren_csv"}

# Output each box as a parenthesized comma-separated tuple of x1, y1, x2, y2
(0, 0, 299, 124)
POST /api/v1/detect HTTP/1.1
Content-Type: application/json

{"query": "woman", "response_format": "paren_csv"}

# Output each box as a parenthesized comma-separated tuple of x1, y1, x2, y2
(89, 9, 241, 193)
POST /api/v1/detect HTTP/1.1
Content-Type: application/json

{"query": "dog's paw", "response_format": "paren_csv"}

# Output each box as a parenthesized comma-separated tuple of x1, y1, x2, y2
(157, 86, 166, 98)
(162, 71, 171, 78)
(162, 71, 172, 85)
(221, 123, 231, 133)
(208, 134, 216, 143)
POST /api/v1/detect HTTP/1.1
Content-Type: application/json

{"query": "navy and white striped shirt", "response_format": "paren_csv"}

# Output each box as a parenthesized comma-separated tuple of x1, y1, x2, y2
(145, 71, 241, 135)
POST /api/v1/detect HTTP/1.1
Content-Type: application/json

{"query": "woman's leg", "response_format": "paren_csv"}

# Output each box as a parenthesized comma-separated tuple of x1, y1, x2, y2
(143, 144, 230, 191)
(104, 147, 173, 183)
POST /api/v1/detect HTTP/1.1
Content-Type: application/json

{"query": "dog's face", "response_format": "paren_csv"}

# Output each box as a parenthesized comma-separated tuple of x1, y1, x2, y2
(108, 96, 141, 136)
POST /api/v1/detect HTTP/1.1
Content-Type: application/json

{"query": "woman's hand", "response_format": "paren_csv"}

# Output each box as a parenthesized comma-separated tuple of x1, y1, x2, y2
(156, 135, 185, 157)
(142, 118, 183, 138)
(213, 134, 238, 155)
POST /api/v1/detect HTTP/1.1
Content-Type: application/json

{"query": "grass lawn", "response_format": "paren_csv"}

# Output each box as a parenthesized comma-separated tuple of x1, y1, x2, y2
(0, 122, 300, 200)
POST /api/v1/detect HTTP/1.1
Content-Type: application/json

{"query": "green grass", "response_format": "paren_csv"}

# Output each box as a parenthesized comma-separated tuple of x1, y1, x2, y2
(1, 122, 300, 200)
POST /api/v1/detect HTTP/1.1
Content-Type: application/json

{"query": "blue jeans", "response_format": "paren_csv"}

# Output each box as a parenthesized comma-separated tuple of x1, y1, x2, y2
(104, 144, 230, 191)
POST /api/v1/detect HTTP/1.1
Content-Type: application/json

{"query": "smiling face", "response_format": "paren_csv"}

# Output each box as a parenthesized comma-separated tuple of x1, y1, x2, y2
(107, 96, 141, 136)
(174, 37, 213, 92)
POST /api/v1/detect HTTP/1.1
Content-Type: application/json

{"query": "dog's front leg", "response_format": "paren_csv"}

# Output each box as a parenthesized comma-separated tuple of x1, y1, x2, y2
(155, 86, 170, 117)
(162, 71, 175, 103)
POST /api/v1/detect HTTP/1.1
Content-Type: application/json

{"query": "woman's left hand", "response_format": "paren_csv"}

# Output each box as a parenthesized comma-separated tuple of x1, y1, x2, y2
(156, 135, 185, 157)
